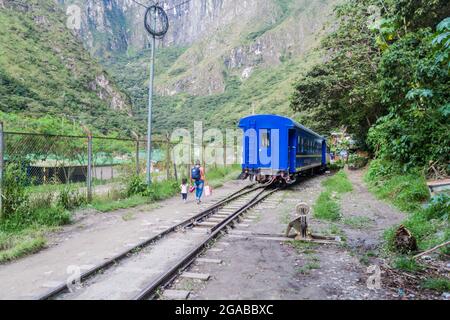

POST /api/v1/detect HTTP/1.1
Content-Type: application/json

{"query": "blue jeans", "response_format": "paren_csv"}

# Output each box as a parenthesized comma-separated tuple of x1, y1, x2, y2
(195, 180, 204, 200)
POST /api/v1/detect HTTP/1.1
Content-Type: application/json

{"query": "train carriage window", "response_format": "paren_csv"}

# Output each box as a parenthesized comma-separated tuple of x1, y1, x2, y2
(261, 129, 270, 148)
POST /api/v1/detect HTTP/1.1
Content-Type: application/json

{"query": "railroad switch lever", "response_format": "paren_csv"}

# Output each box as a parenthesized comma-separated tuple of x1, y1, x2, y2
(285, 203, 311, 240)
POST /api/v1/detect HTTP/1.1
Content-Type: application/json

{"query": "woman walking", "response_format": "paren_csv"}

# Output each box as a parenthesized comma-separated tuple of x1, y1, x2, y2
(191, 160, 206, 204)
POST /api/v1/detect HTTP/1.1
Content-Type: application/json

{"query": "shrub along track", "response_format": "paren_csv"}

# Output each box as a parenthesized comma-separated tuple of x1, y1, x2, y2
(38, 182, 279, 300)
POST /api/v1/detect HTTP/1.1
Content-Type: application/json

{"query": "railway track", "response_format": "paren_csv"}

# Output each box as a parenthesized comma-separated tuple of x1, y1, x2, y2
(134, 187, 278, 300)
(37, 182, 277, 300)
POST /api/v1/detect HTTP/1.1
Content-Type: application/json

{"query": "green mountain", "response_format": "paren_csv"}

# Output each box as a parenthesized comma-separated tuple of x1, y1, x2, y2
(0, 0, 134, 135)
(60, 0, 338, 135)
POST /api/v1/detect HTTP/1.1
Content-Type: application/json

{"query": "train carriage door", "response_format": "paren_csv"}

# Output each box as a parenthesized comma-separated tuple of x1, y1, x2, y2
(245, 120, 257, 169)
(259, 129, 271, 168)
(322, 140, 327, 166)
(288, 129, 296, 173)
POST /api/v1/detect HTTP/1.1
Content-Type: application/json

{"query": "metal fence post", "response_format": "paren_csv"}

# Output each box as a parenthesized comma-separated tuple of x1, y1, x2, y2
(166, 133, 171, 180)
(131, 131, 140, 176)
(87, 134, 93, 203)
(0, 122, 3, 218)
(136, 139, 140, 176)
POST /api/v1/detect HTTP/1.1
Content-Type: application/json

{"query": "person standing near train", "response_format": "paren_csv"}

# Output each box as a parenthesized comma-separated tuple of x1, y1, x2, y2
(191, 160, 207, 204)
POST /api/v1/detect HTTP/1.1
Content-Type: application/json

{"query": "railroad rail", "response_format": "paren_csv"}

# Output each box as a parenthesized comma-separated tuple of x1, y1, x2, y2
(37, 182, 269, 300)
(134, 186, 279, 300)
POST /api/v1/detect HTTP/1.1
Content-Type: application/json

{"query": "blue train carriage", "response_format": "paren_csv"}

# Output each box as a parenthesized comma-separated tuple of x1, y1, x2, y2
(239, 114, 329, 183)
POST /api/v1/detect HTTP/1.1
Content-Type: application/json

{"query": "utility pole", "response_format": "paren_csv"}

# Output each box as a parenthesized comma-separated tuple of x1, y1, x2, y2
(146, 32, 156, 185)
(144, 4, 169, 186)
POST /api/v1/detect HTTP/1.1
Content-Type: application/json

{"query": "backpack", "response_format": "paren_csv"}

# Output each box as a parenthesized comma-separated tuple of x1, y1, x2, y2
(191, 166, 201, 181)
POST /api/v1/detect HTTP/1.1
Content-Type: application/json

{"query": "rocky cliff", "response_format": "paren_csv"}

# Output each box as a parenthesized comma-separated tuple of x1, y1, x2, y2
(0, 0, 134, 133)
(58, 0, 338, 96)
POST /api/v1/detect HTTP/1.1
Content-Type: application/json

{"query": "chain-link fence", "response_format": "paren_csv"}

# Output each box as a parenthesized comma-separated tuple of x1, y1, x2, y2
(0, 123, 243, 214)
(0, 126, 176, 211)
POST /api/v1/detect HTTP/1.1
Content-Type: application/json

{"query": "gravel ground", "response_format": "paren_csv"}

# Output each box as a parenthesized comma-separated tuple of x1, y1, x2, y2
(0, 179, 250, 300)
(169, 170, 409, 300)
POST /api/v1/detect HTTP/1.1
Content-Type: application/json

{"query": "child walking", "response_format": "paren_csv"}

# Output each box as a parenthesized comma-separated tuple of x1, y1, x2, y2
(180, 178, 188, 203)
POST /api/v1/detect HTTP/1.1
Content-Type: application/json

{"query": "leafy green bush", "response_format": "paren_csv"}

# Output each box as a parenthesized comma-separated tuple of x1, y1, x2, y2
(348, 154, 369, 170)
(126, 175, 148, 197)
(328, 160, 345, 171)
(125, 175, 179, 201)
(2, 164, 30, 219)
(423, 193, 450, 221)
(142, 180, 179, 201)
(365, 159, 399, 182)
(1, 165, 71, 233)
(57, 186, 87, 211)
(365, 162, 429, 212)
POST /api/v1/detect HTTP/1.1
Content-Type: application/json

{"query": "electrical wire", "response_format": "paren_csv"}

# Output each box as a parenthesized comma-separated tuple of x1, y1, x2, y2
(129, 0, 153, 9)
(164, 0, 192, 12)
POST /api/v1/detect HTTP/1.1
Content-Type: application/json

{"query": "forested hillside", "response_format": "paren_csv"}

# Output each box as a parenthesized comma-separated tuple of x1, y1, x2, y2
(290, 0, 450, 175)
(290, 0, 449, 260)
(59, 0, 338, 134)
(0, 0, 134, 135)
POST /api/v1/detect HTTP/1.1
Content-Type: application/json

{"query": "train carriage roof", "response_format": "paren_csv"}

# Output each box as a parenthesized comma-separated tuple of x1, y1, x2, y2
(239, 114, 325, 140)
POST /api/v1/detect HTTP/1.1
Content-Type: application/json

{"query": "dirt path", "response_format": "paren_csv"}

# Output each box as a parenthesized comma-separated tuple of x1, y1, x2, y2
(0, 179, 251, 300)
(170, 170, 405, 300)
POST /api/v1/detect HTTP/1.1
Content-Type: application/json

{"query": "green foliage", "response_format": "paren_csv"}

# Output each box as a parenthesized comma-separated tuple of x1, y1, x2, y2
(0, 1, 134, 135)
(393, 256, 424, 272)
(125, 175, 148, 198)
(421, 277, 450, 292)
(368, 27, 450, 172)
(57, 186, 87, 211)
(0, 231, 46, 263)
(348, 154, 369, 170)
(125, 175, 179, 202)
(313, 191, 341, 221)
(290, 0, 450, 175)
(423, 193, 450, 221)
(365, 162, 429, 212)
(290, 0, 384, 140)
(321, 171, 353, 194)
(328, 160, 345, 171)
(367, 161, 449, 253)
(2, 164, 29, 218)
(314, 170, 353, 221)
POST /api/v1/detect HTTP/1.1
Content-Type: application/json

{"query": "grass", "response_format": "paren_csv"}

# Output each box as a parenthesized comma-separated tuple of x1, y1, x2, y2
(288, 240, 318, 254)
(0, 229, 47, 263)
(297, 261, 321, 275)
(365, 160, 449, 255)
(421, 277, 450, 292)
(393, 256, 424, 272)
(342, 216, 373, 229)
(205, 165, 242, 189)
(366, 172, 429, 213)
(0, 164, 240, 263)
(92, 194, 150, 212)
(314, 192, 341, 221)
(321, 171, 353, 194)
(313, 170, 353, 221)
